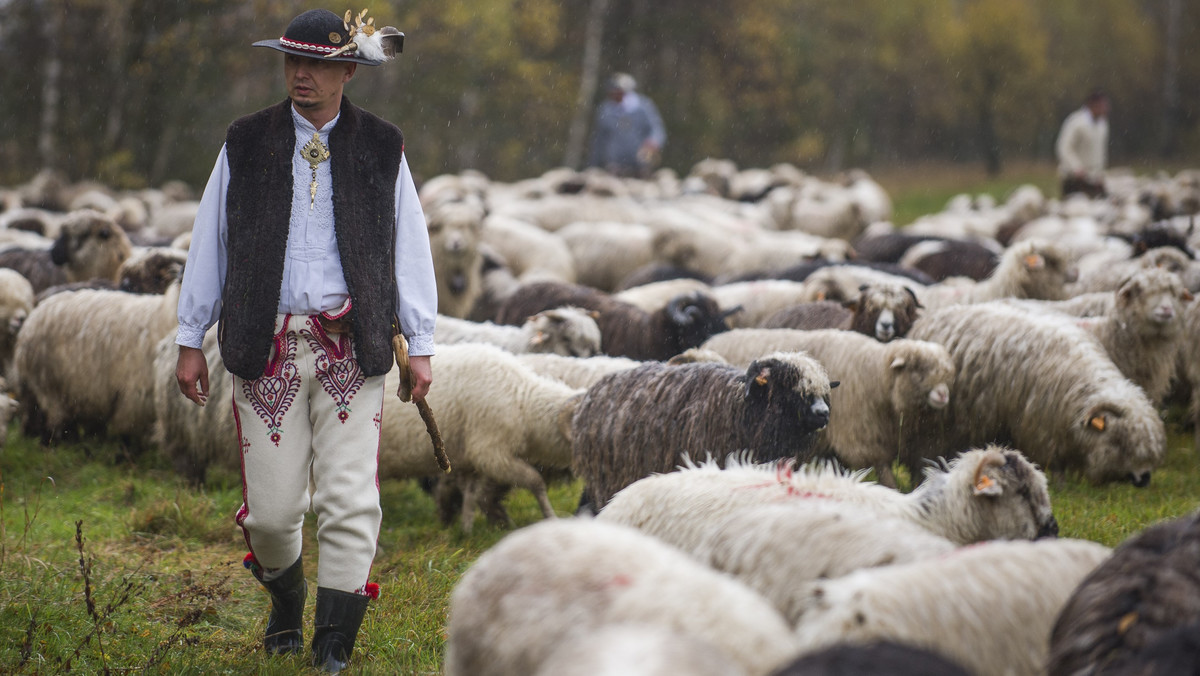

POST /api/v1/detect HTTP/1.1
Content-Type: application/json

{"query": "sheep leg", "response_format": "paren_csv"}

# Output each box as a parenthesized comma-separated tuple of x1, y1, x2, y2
(488, 460, 557, 521)
(875, 463, 898, 489)
(459, 476, 480, 534)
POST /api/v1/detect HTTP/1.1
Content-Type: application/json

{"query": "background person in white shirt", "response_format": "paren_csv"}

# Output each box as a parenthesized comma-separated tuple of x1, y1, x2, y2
(1055, 89, 1109, 198)
(173, 8, 435, 673)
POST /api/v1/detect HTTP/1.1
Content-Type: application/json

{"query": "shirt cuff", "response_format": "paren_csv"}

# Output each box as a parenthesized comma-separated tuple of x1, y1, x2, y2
(406, 333, 435, 357)
(175, 324, 209, 350)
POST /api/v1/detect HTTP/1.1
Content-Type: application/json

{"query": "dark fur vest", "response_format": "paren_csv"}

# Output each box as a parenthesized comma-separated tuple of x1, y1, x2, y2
(220, 96, 403, 380)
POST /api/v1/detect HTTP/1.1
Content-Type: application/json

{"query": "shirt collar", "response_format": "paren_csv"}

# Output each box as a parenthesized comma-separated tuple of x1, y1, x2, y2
(290, 105, 341, 136)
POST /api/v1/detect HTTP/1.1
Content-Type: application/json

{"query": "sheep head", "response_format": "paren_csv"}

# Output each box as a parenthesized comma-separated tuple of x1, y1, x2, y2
(884, 339, 955, 415)
(922, 445, 1057, 543)
(662, 291, 732, 353)
(1078, 399, 1164, 488)
(744, 351, 834, 435)
(1115, 267, 1191, 338)
(51, 209, 132, 283)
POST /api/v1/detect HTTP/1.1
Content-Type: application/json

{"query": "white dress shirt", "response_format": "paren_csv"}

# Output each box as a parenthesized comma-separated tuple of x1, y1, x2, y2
(1055, 106, 1108, 180)
(175, 105, 437, 356)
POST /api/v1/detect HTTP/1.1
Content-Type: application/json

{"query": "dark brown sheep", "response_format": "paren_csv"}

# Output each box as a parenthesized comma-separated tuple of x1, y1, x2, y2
(761, 281, 922, 341)
(1047, 510, 1200, 675)
(571, 352, 835, 510)
(495, 280, 733, 361)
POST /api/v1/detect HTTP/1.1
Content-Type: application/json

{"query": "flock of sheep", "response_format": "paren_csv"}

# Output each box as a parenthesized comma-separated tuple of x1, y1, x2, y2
(2, 159, 1200, 675)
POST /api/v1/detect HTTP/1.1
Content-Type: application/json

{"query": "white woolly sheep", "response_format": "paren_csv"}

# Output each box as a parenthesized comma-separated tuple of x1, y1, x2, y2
(532, 623, 749, 676)
(572, 352, 834, 510)
(1055, 268, 1191, 405)
(1069, 245, 1196, 296)
(797, 264, 930, 304)
(598, 445, 1057, 552)
(515, 352, 640, 389)
(913, 238, 1076, 311)
(14, 281, 180, 448)
(480, 213, 577, 283)
(702, 329, 955, 488)
(0, 268, 34, 377)
(652, 218, 854, 282)
(152, 328, 237, 485)
(377, 343, 582, 531)
(489, 194, 650, 232)
(555, 221, 655, 292)
(708, 279, 816, 328)
(791, 538, 1112, 676)
(1047, 510, 1200, 676)
(692, 503, 957, 625)
(434, 306, 602, 357)
(613, 277, 713, 312)
(427, 199, 486, 318)
(907, 302, 1166, 486)
(444, 518, 798, 676)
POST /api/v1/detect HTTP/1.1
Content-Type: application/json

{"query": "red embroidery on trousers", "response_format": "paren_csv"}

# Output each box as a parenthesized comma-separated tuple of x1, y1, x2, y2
(243, 331, 302, 446)
(306, 318, 364, 424)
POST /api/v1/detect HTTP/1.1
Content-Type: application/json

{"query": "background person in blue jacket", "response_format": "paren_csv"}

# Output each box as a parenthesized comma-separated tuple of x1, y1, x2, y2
(588, 72, 667, 178)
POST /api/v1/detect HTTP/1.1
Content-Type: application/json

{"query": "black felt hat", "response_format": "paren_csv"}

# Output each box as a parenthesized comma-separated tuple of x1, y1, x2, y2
(253, 8, 403, 66)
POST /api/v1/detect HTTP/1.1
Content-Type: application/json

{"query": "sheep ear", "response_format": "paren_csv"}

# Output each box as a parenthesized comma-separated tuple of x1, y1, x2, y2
(754, 367, 771, 386)
(841, 299, 859, 311)
(904, 286, 924, 309)
(972, 452, 1006, 496)
(814, 290, 826, 301)
(889, 357, 906, 370)
(530, 331, 547, 346)
(1183, 290, 1194, 303)
(589, 310, 601, 320)
(828, 380, 840, 390)
(1088, 414, 1106, 432)
(1023, 253, 1045, 270)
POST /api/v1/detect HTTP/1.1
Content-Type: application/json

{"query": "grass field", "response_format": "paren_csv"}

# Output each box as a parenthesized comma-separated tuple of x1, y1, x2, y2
(2, 163, 1198, 674)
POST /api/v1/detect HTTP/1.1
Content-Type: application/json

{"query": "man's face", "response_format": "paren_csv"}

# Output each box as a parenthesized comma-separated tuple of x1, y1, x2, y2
(1088, 97, 1110, 120)
(285, 54, 355, 110)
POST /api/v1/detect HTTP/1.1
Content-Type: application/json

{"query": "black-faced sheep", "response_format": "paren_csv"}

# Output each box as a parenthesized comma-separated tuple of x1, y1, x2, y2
(1046, 510, 1200, 676)
(0, 208, 132, 293)
(760, 281, 922, 341)
(702, 329, 954, 488)
(434, 306, 602, 357)
(444, 518, 797, 676)
(598, 446, 1057, 553)
(907, 302, 1166, 486)
(495, 281, 733, 361)
(791, 538, 1111, 676)
(571, 352, 834, 510)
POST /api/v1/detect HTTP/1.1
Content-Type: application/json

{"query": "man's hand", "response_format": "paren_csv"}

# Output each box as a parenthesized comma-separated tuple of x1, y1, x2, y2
(176, 345, 210, 406)
(405, 355, 433, 402)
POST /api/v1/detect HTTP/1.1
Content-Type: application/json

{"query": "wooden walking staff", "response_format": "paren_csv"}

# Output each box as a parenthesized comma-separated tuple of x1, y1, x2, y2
(392, 331, 451, 473)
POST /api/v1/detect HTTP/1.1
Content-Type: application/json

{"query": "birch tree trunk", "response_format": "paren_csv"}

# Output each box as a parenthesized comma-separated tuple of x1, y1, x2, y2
(563, 0, 609, 170)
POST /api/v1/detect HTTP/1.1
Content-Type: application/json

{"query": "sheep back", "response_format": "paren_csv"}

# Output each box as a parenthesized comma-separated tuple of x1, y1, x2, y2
(444, 518, 796, 676)
(572, 353, 832, 509)
(908, 302, 1165, 486)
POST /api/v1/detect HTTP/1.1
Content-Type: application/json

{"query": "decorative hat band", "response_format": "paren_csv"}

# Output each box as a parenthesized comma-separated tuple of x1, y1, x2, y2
(278, 36, 343, 56)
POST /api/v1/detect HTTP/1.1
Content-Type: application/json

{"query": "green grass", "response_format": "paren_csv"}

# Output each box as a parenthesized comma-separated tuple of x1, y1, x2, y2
(873, 159, 1060, 227)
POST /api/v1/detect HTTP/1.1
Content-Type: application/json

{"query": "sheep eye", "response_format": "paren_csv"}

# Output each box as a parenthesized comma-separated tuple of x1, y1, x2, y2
(97, 229, 111, 240)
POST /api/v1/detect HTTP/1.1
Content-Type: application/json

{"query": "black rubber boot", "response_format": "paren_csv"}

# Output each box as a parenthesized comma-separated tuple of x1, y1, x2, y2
(252, 557, 307, 655)
(311, 586, 371, 673)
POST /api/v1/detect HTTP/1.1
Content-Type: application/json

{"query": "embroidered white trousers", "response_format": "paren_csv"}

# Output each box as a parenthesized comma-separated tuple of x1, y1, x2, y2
(233, 314, 384, 595)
